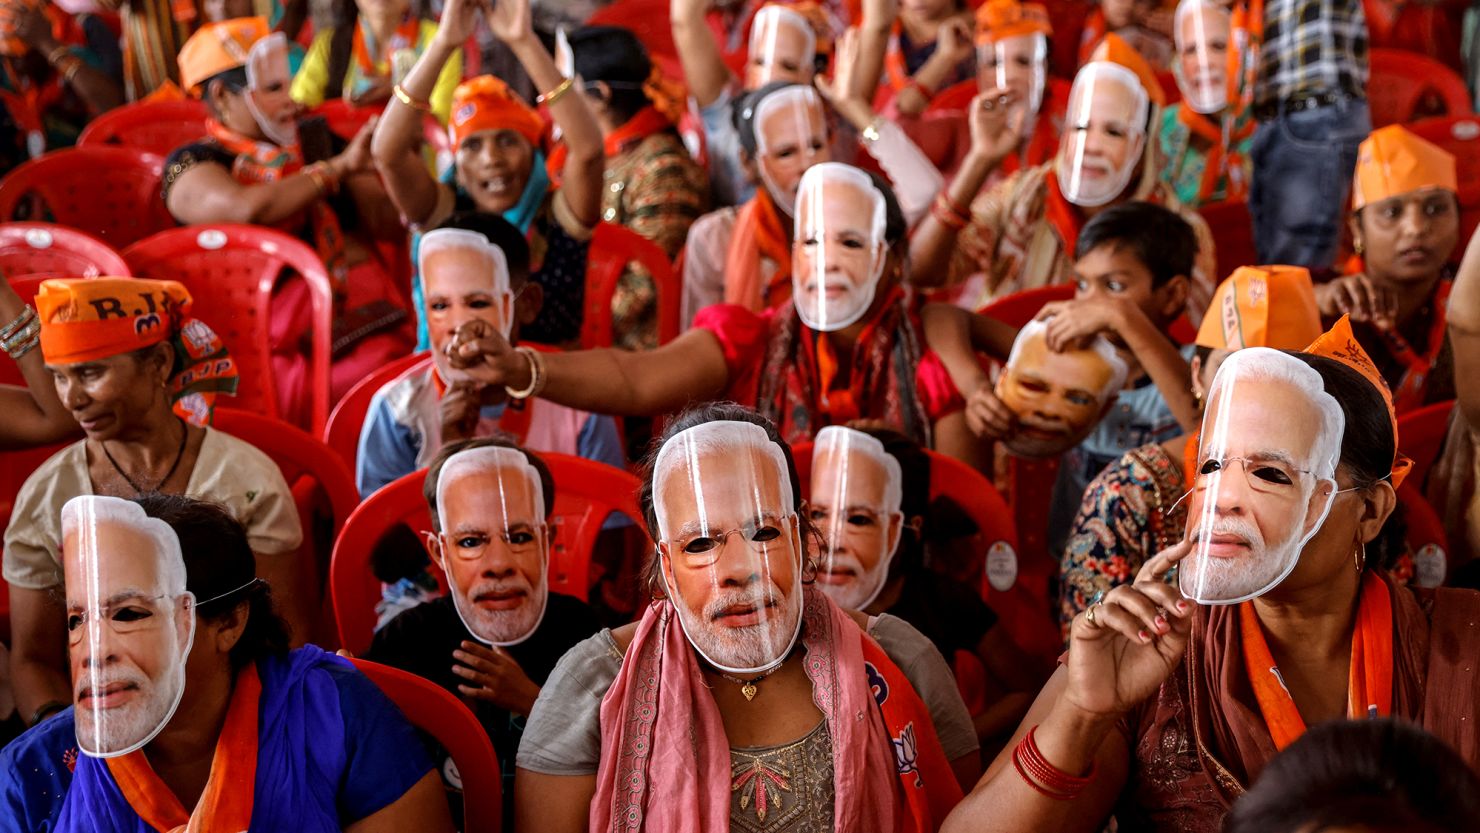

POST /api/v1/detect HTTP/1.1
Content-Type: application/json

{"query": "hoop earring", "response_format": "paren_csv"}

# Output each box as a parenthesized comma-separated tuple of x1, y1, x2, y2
(1353, 540, 1366, 573)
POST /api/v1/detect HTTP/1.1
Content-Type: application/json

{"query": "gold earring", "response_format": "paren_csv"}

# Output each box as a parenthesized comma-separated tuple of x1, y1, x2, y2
(1354, 240, 1365, 256)
(1193, 389, 1204, 411)
(1353, 541, 1366, 573)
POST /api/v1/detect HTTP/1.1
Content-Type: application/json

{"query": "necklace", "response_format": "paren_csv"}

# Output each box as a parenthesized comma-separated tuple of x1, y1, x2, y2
(102, 419, 189, 495)
(719, 662, 784, 702)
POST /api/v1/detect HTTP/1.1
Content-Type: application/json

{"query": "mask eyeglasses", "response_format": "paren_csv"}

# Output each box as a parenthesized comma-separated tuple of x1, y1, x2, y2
(67, 594, 176, 646)
(669, 513, 797, 569)
(1192, 455, 1314, 495)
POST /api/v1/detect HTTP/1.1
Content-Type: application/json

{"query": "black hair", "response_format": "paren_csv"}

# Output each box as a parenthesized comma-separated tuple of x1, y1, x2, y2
(636, 402, 818, 598)
(1288, 352, 1403, 569)
(201, 66, 250, 119)
(855, 426, 930, 573)
(1075, 201, 1197, 288)
(131, 493, 291, 670)
(1223, 718, 1480, 833)
(423, 435, 558, 532)
(434, 211, 533, 287)
(568, 26, 653, 126)
(733, 81, 807, 156)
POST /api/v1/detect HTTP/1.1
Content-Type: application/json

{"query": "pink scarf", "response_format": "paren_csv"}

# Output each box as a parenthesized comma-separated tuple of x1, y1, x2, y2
(591, 585, 959, 832)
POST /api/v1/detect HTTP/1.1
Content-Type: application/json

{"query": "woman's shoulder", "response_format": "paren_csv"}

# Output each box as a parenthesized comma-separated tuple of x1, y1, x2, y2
(12, 439, 87, 504)
(198, 426, 282, 473)
(164, 139, 233, 172)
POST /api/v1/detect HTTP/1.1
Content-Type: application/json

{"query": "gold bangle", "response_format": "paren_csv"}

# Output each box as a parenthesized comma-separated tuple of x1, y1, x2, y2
(536, 76, 575, 107)
(392, 84, 432, 113)
(861, 117, 884, 144)
(46, 45, 70, 65)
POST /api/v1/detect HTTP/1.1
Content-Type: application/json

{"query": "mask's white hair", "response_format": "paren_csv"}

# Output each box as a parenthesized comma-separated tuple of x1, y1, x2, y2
(653, 420, 796, 541)
(1173, 0, 1229, 51)
(1068, 61, 1150, 137)
(813, 426, 902, 513)
(418, 228, 512, 295)
(61, 495, 186, 597)
(749, 5, 816, 70)
(753, 84, 824, 156)
(1008, 317, 1130, 401)
(794, 162, 886, 245)
(436, 446, 547, 527)
(1201, 347, 1344, 479)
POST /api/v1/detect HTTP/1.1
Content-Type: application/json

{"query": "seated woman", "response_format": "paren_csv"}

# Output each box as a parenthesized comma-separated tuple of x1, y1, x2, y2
(0, 0, 122, 172)
(0, 272, 77, 448)
(1157, 0, 1253, 208)
(164, 17, 413, 425)
(680, 78, 941, 325)
(1056, 265, 1324, 631)
(0, 493, 453, 833)
(291, 0, 462, 123)
(871, 0, 977, 117)
(514, 403, 978, 832)
(442, 162, 989, 466)
(939, 336, 1480, 832)
(372, 0, 602, 350)
(4, 278, 303, 735)
(564, 25, 709, 350)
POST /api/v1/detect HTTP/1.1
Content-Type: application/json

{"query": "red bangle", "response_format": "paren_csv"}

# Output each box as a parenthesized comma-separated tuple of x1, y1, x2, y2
(931, 193, 970, 230)
(1012, 725, 1096, 800)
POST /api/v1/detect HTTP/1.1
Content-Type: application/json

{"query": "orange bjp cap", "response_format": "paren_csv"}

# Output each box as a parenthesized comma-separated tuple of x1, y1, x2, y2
(36, 277, 194, 366)
(177, 16, 269, 95)
(1196, 265, 1324, 351)
(1352, 125, 1457, 211)
(1303, 315, 1413, 489)
(1088, 32, 1166, 107)
(975, 0, 1052, 45)
(448, 75, 546, 150)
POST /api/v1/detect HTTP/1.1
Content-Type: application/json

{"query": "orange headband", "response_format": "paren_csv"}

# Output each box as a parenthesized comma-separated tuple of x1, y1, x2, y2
(38, 278, 193, 365)
(1196, 265, 1323, 351)
(975, 0, 1052, 46)
(449, 75, 546, 150)
(1303, 315, 1412, 489)
(177, 17, 269, 95)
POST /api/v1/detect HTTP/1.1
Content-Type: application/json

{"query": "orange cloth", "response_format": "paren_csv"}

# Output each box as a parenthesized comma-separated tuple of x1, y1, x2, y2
(1304, 315, 1414, 488)
(106, 664, 261, 833)
(1239, 570, 1394, 750)
(1352, 125, 1458, 211)
(1195, 265, 1323, 351)
(37, 277, 193, 366)
(448, 74, 545, 150)
(723, 186, 793, 311)
(1088, 32, 1166, 107)
(177, 16, 269, 95)
(974, 0, 1052, 44)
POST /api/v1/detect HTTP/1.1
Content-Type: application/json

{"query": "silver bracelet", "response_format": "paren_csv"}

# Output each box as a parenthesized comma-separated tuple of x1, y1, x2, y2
(2, 316, 40, 358)
(0, 304, 36, 342)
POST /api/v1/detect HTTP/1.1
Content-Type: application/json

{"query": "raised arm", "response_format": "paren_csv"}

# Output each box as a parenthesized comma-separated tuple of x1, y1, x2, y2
(485, 0, 604, 228)
(848, 0, 897, 104)
(447, 321, 732, 416)
(18, 4, 123, 115)
(909, 91, 1017, 284)
(371, 0, 478, 226)
(671, 0, 734, 109)
(1450, 224, 1480, 433)
(0, 279, 78, 448)
(891, 18, 975, 117)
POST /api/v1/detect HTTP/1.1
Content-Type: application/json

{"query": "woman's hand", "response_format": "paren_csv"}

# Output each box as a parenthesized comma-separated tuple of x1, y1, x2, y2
(433, 0, 484, 49)
(966, 88, 1023, 167)
(12, 1, 57, 53)
(330, 116, 379, 178)
(1314, 273, 1399, 330)
(485, 0, 534, 45)
(1062, 541, 1195, 720)
(439, 381, 486, 442)
(965, 383, 1019, 441)
(446, 319, 530, 388)
(926, 17, 975, 69)
(452, 640, 541, 715)
(814, 28, 876, 130)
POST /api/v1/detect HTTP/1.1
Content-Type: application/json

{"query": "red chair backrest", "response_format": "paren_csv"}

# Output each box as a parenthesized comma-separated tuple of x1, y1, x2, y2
(588, 0, 683, 80)
(1408, 116, 1480, 248)
(331, 454, 644, 655)
(0, 223, 129, 278)
(1397, 398, 1456, 489)
(121, 225, 335, 434)
(927, 80, 978, 115)
(324, 352, 434, 478)
(976, 283, 1074, 325)
(1198, 199, 1257, 281)
(76, 99, 210, 156)
(0, 147, 174, 249)
(1396, 481, 1452, 588)
(1367, 48, 1473, 128)
(349, 658, 502, 831)
(582, 222, 682, 348)
(213, 408, 359, 539)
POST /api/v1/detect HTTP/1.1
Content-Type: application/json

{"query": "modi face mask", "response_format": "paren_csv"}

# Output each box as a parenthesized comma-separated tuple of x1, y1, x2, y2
(1057, 61, 1150, 207)
(655, 420, 804, 675)
(63, 496, 195, 758)
(792, 162, 889, 333)
(809, 427, 904, 610)
(1173, 0, 1232, 114)
(747, 5, 817, 87)
(434, 446, 551, 646)
(1179, 348, 1343, 604)
(753, 85, 829, 213)
(420, 228, 515, 383)
(995, 318, 1128, 458)
(977, 33, 1048, 129)
(244, 32, 297, 147)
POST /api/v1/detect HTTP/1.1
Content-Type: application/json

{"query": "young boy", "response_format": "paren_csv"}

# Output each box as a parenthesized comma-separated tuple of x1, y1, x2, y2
(927, 201, 1199, 557)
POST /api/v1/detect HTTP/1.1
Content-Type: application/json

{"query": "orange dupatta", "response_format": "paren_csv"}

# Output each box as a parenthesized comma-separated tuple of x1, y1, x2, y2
(723, 187, 793, 312)
(351, 15, 420, 78)
(104, 664, 262, 833)
(1042, 172, 1085, 256)
(1238, 569, 1394, 750)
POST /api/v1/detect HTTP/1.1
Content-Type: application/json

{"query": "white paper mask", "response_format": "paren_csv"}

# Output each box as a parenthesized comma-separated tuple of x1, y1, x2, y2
(1056, 61, 1150, 207)
(791, 162, 889, 332)
(809, 426, 904, 609)
(420, 227, 516, 385)
(1173, 0, 1232, 114)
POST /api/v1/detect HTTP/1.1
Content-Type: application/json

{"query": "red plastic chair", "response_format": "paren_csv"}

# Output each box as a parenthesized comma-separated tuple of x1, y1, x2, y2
(582, 222, 682, 348)
(975, 283, 1075, 326)
(1198, 199, 1257, 282)
(0, 147, 174, 249)
(926, 80, 979, 115)
(76, 99, 209, 156)
(0, 223, 129, 278)
(331, 454, 644, 655)
(1367, 48, 1473, 128)
(1408, 116, 1480, 248)
(588, 0, 684, 81)
(349, 658, 502, 831)
(1396, 481, 1452, 588)
(121, 225, 335, 434)
(1397, 398, 1456, 489)
(324, 352, 434, 478)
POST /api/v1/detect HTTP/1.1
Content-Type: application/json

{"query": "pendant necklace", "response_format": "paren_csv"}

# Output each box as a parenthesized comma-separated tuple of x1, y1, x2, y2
(719, 661, 783, 702)
(102, 418, 188, 495)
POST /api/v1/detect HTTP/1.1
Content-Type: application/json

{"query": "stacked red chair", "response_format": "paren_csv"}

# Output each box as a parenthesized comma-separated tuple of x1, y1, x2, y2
(0, 147, 174, 249)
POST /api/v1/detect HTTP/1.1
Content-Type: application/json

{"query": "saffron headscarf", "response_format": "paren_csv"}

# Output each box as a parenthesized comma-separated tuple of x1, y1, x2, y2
(36, 278, 239, 426)
(1304, 315, 1413, 489)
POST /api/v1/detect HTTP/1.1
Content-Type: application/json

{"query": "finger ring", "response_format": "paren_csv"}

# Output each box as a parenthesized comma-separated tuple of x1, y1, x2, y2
(982, 99, 995, 111)
(1085, 602, 1103, 627)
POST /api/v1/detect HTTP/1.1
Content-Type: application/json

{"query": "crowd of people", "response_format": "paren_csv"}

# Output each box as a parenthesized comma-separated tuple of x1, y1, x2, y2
(1, 0, 1479, 828)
